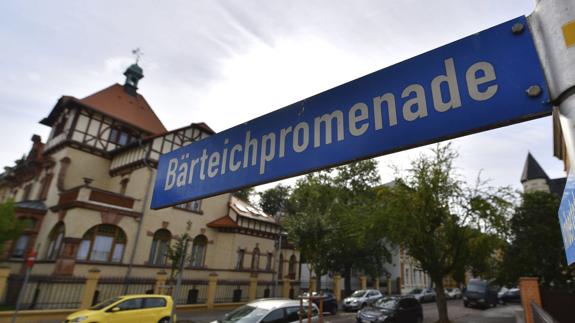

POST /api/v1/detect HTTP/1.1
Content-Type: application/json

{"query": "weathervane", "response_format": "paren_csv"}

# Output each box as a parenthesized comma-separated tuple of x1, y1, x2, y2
(132, 47, 143, 64)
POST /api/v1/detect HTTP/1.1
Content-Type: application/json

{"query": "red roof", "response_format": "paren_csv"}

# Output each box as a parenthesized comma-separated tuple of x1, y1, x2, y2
(79, 84, 167, 135)
(207, 215, 240, 229)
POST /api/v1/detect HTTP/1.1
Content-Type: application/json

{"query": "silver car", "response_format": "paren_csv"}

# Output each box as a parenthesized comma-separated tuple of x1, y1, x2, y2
(343, 289, 383, 311)
(214, 298, 319, 323)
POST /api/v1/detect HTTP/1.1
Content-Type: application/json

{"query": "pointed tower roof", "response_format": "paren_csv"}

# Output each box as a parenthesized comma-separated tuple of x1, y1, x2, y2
(79, 84, 167, 135)
(521, 152, 549, 183)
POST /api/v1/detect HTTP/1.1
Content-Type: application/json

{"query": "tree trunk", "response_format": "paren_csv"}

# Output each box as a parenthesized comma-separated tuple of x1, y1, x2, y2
(434, 279, 450, 323)
(315, 270, 322, 292)
(343, 266, 352, 297)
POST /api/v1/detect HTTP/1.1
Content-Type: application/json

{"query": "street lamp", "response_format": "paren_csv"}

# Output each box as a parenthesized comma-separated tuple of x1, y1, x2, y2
(273, 231, 287, 297)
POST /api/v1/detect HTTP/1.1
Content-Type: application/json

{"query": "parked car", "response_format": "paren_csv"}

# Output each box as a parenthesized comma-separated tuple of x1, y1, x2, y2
(214, 298, 319, 323)
(406, 288, 435, 303)
(343, 289, 384, 311)
(301, 291, 338, 315)
(65, 294, 174, 323)
(498, 287, 521, 304)
(462, 279, 498, 308)
(445, 288, 462, 299)
(356, 296, 423, 323)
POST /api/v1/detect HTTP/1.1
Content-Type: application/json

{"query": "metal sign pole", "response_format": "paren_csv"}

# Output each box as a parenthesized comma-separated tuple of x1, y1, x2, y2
(169, 237, 189, 323)
(10, 266, 30, 323)
(529, 0, 575, 170)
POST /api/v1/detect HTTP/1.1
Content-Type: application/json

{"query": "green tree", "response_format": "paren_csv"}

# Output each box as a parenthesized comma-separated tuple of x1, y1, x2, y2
(0, 200, 23, 254)
(285, 160, 387, 294)
(233, 187, 256, 204)
(500, 191, 575, 289)
(166, 233, 192, 284)
(378, 144, 512, 323)
(259, 184, 292, 217)
(285, 171, 336, 284)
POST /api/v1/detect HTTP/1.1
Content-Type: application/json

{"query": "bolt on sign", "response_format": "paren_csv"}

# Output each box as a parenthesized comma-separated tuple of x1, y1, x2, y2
(151, 16, 551, 209)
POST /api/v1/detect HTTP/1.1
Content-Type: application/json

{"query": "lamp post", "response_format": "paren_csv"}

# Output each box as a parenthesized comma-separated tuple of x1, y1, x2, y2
(273, 231, 287, 297)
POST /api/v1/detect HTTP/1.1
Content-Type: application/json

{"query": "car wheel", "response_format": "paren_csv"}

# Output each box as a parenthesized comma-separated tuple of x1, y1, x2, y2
(159, 317, 171, 323)
(463, 301, 468, 308)
(330, 305, 337, 315)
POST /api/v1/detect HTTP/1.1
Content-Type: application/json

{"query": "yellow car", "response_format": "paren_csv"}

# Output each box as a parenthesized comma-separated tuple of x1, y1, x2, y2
(64, 294, 175, 323)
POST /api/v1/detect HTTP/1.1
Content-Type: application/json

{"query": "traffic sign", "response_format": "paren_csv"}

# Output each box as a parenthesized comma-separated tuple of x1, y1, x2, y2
(558, 171, 575, 265)
(151, 16, 551, 209)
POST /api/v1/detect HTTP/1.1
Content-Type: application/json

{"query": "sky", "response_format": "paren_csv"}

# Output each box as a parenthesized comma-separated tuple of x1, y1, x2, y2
(0, 0, 566, 194)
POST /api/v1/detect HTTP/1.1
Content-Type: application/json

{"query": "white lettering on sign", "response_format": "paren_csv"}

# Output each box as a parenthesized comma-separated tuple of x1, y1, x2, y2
(163, 57, 499, 189)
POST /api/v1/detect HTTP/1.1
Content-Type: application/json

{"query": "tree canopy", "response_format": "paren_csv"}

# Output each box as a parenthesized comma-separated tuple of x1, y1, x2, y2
(0, 200, 23, 254)
(499, 191, 575, 290)
(377, 144, 512, 323)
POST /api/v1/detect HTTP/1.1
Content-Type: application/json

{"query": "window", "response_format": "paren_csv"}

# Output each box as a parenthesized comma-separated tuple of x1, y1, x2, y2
(76, 224, 126, 263)
(148, 229, 171, 265)
(190, 235, 207, 267)
(12, 235, 30, 258)
(176, 200, 202, 213)
(261, 309, 284, 323)
(115, 298, 142, 311)
(46, 223, 65, 260)
(236, 249, 245, 270)
(143, 298, 166, 308)
(288, 255, 297, 277)
(285, 307, 301, 322)
(22, 184, 33, 201)
(38, 174, 53, 200)
(266, 253, 273, 271)
(251, 248, 260, 270)
(278, 254, 284, 279)
(109, 127, 134, 146)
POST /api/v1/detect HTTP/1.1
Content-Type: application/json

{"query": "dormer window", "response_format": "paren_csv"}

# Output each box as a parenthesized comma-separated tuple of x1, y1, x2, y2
(109, 127, 135, 146)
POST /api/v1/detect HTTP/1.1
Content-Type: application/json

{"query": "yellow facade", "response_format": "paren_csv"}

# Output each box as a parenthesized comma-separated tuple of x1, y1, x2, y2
(0, 65, 300, 310)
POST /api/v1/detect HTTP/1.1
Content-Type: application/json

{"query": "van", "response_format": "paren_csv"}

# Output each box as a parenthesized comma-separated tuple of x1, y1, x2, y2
(462, 279, 498, 309)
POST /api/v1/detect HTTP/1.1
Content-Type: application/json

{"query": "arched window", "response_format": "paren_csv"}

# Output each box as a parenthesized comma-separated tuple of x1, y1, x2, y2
(190, 235, 207, 267)
(278, 254, 284, 279)
(76, 224, 126, 263)
(46, 223, 65, 260)
(148, 229, 171, 265)
(288, 255, 297, 277)
(251, 248, 260, 270)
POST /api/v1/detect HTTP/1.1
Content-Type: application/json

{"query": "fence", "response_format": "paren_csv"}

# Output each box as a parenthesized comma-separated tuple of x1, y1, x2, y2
(93, 276, 155, 305)
(172, 279, 209, 305)
(540, 288, 575, 323)
(531, 301, 557, 323)
(0, 271, 301, 311)
(215, 280, 250, 303)
(4, 275, 86, 310)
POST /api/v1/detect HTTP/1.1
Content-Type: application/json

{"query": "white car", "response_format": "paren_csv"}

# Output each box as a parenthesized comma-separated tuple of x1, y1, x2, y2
(407, 288, 436, 303)
(343, 289, 383, 311)
(445, 288, 462, 299)
(214, 299, 319, 323)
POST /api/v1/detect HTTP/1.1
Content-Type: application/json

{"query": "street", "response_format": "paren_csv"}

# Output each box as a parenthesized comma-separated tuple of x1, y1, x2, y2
(178, 300, 522, 323)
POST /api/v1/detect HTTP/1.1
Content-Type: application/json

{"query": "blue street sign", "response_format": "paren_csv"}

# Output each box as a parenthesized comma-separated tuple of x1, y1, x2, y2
(558, 171, 575, 266)
(151, 16, 550, 209)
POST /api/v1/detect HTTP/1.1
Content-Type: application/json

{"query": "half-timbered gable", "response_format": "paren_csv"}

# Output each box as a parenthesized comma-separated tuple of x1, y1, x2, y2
(0, 62, 299, 286)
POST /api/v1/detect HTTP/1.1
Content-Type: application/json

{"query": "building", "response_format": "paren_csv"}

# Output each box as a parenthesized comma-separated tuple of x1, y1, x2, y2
(0, 63, 299, 299)
(521, 152, 566, 195)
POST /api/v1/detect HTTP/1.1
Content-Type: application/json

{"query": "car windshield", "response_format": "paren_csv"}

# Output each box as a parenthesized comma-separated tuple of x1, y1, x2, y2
(446, 288, 453, 292)
(467, 282, 486, 293)
(409, 289, 422, 294)
(222, 305, 269, 323)
(374, 298, 397, 310)
(90, 297, 122, 310)
(351, 291, 366, 297)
